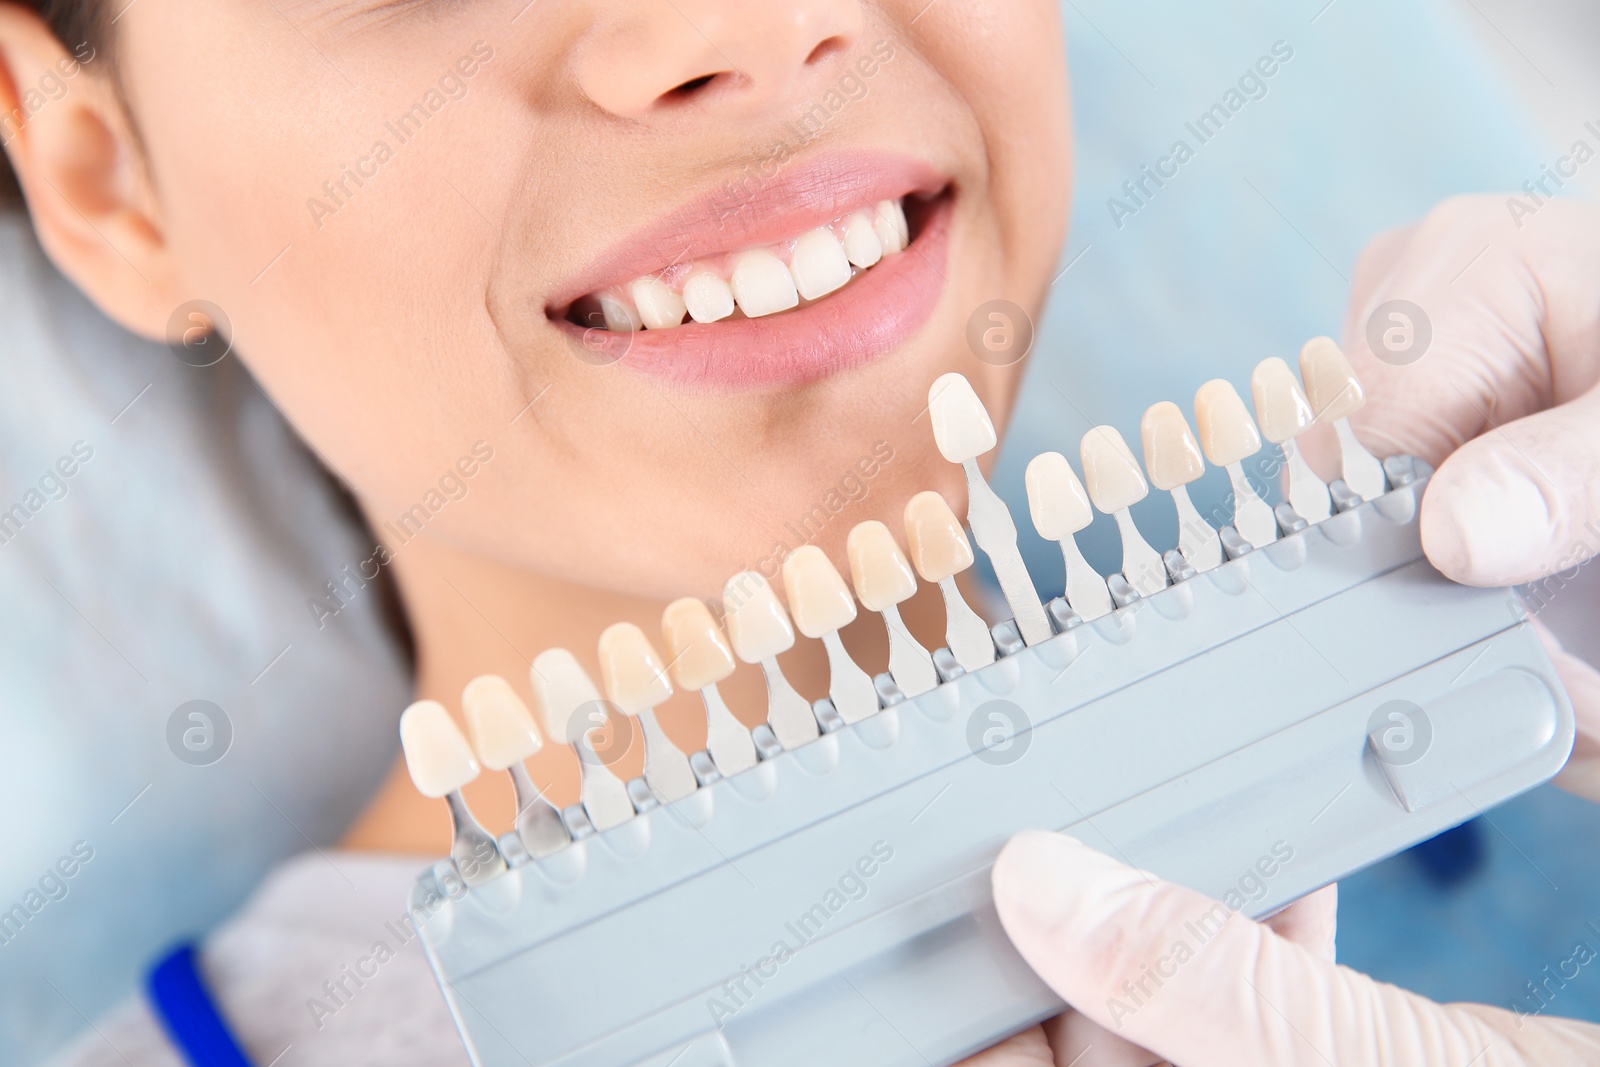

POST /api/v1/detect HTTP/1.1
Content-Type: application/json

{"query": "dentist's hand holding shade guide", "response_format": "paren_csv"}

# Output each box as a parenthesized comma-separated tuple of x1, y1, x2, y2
(399, 346, 1574, 1067)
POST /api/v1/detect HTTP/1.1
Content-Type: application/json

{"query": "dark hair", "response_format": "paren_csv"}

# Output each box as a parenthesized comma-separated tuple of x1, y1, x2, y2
(1, 2, 107, 203)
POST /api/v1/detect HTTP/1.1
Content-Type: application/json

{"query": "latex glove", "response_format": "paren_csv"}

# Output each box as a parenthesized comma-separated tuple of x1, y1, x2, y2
(979, 830, 1600, 1066)
(1301, 195, 1600, 800)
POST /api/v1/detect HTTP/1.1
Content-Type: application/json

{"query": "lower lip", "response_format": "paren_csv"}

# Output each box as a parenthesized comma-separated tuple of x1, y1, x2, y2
(556, 195, 951, 391)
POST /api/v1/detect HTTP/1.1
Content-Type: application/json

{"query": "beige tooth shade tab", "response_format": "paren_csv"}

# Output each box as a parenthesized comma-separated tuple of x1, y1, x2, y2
(1251, 357, 1331, 524)
(659, 597, 756, 777)
(1024, 452, 1111, 620)
(847, 520, 938, 696)
(1298, 336, 1386, 501)
(661, 597, 737, 691)
(928, 373, 998, 464)
(530, 648, 634, 831)
(723, 571, 817, 750)
(400, 700, 481, 798)
(781, 546, 877, 725)
(461, 675, 542, 771)
(1139, 403, 1222, 573)
(903, 491, 993, 672)
(1080, 427, 1165, 598)
(597, 622, 673, 716)
(1194, 379, 1276, 549)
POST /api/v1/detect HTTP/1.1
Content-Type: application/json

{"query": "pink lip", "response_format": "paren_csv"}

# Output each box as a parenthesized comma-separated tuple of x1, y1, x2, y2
(548, 151, 952, 391)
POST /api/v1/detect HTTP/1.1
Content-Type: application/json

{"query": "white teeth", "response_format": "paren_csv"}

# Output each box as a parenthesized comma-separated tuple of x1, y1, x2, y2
(928, 373, 998, 463)
(790, 228, 853, 301)
(722, 571, 796, 663)
(599, 293, 641, 332)
(1080, 426, 1149, 514)
(842, 211, 883, 268)
(400, 700, 480, 798)
(630, 276, 686, 330)
(873, 199, 908, 252)
(730, 249, 799, 318)
(682, 271, 734, 324)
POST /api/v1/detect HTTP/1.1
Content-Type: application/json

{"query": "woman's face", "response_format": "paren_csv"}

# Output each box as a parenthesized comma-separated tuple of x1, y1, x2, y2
(115, 0, 1071, 596)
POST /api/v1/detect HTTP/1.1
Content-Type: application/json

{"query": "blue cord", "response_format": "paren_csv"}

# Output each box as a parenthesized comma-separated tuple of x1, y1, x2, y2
(145, 943, 254, 1067)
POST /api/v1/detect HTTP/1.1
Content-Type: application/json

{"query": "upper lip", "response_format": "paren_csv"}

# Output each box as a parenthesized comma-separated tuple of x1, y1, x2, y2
(545, 150, 950, 312)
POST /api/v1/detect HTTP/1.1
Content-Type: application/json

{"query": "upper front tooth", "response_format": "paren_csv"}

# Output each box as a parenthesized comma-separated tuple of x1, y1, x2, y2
(730, 249, 799, 317)
(790, 228, 852, 301)
(598, 293, 641, 332)
(683, 271, 735, 323)
(1194, 379, 1263, 466)
(630, 276, 686, 330)
(1080, 425, 1149, 513)
(873, 199, 908, 252)
(841, 211, 883, 268)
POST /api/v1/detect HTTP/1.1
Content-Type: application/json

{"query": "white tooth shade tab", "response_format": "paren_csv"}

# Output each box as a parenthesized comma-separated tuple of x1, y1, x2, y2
(723, 571, 796, 663)
(928, 373, 997, 463)
(1080, 426, 1149, 514)
(400, 700, 480, 799)
(598, 622, 673, 716)
(630, 276, 686, 330)
(1194, 380, 1262, 466)
(1250, 357, 1316, 444)
(841, 211, 883, 268)
(781, 546, 858, 639)
(1025, 451, 1094, 540)
(1298, 336, 1365, 422)
(847, 521, 918, 611)
(461, 675, 542, 771)
(1139, 402, 1206, 491)
(790, 228, 852, 300)
(682, 272, 735, 324)
(661, 598, 737, 691)
(873, 199, 908, 252)
(730, 249, 799, 318)
(530, 648, 605, 746)
(598, 294, 641, 333)
(903, 491, 974, 583)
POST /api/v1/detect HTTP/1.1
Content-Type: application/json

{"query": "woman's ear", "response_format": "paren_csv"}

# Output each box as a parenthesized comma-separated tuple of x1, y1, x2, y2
(0, 5, 181, 340)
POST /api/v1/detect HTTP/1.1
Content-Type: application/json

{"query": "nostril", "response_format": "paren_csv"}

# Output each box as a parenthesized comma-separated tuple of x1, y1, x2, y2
(804, 36, 848, 66)
(664, 73, 719, 100)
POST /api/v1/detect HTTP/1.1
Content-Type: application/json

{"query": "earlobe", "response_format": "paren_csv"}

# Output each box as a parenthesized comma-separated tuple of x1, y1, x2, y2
(0, 6, 178, 340)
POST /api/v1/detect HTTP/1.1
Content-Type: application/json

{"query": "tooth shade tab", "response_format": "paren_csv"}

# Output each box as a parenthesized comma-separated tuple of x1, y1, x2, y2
(1080, 426, 1149, 514)
(682, 272, 735, 324)
(1140, 402, 1206, 491)
(781, 546, 858, 639)
(928, 373, 997, 463)
(1024, 452, 1093, 539)
(530, 649, 604, 746)
(1195, 379, 1263, 466)
(723, 571, 796, 663)
(1251, 357, 1316, 444)
(903, 491, 974, 583)
(598, 622, 673, 716)
(847, 520, 919, 611)
(841, 211, 883, 268)
(629, 276, 686, 330)
(1299, 336, 1366, 422)
(789, 228, 852, 301)
(729, 249, 799, 318)
(461, 675, 542, 771)
(400, 700, 480, 798)
(661, 597, 737, 690)
(874, 199, 908, 252)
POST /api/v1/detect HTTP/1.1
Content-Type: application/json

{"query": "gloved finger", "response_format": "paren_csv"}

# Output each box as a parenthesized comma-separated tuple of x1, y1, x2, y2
(1534, 620, 1600, 803)
(1259, 884, 1335, 960)
(991, 830, 1547, 1067)
(952, 1024, 1056, 1066)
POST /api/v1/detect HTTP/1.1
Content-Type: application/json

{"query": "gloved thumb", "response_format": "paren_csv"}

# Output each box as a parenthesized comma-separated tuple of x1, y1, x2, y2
(1420, 384, 1600, 588)
(989, 830, 1591, 1066)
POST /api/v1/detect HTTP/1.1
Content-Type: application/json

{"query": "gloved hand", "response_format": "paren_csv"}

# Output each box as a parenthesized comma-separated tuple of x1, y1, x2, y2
(1302, 194, 1600, 800)
(973, 831, 1600, 1067)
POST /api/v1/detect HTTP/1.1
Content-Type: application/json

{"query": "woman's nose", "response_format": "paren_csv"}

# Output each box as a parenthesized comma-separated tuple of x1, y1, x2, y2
(572, 0, 866, 120)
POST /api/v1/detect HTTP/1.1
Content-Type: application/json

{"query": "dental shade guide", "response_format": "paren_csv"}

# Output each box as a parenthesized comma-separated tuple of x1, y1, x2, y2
(1140, 401, 1223, 572)
(460, 675, 570, 859)
(599, 623, 698, 804)
(847, 520, 939, 698)
(531, 649, 635, 832)
(1080, 425, 1168, 598)
(1252, 356, 1332, 523)
(1300, 336, 1387, 501)
(903, 490, 996, 672)
(1196, 378, 1277, 550)
(402, 359, 1575, 1067)
(781, 546, 879, 724)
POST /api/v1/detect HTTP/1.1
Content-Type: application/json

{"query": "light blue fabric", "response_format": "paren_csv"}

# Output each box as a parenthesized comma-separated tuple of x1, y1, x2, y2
(0, 214, 411, 1065)
(1004, 0, 1600, 1025)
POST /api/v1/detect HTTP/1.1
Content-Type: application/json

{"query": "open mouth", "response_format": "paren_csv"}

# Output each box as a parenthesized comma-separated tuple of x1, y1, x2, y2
(545, 153, 953, 390)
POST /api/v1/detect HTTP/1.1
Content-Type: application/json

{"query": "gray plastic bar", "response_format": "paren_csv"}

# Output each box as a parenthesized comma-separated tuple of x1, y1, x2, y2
(411, 475, 1574, 1067)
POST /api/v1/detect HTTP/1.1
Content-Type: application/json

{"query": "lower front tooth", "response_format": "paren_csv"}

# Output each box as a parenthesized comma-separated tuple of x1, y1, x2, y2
(790, 228, 852, 300)
(683, 271, 735, 323)
(730, 249, 799, 317)
(630, 276, 686, 330)
(873, 199, 908, 252)
(598, 293, 641, 332)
